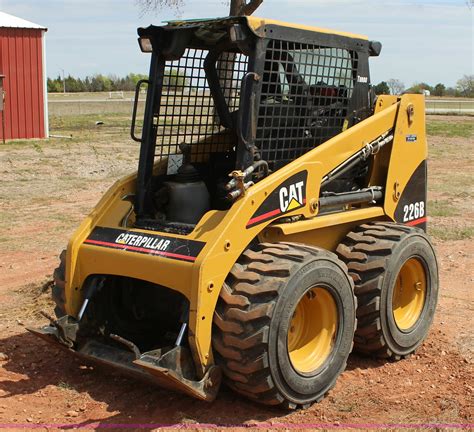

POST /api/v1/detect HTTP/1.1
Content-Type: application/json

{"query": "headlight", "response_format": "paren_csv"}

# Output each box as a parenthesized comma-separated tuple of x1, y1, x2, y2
(138, 37, 153, 53)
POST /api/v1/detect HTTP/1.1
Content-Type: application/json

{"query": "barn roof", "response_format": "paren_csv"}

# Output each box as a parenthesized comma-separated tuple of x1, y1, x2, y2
(0, 11, 46, 30)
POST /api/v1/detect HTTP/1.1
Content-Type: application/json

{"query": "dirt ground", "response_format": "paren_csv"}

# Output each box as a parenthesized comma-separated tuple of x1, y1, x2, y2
(0, 115, 472, 430)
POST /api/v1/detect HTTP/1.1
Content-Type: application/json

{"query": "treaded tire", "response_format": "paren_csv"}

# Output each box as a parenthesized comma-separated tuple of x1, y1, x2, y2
(213, 242, 356, 409)
(336, 222, 439, 360)
(52, 249, 67, 318)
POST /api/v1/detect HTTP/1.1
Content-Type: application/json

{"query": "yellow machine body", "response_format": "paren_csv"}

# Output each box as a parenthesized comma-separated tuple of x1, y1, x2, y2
(63, 94, 427, 376)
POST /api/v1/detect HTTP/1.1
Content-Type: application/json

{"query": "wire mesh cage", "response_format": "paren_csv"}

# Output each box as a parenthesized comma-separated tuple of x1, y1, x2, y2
(256, 40, 358, 170)
(156, 49, 248, 163)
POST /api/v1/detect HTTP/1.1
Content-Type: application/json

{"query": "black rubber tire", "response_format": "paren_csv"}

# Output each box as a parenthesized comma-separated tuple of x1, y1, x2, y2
(336, 222, 439, 360)
(52, 249, 67, 318)
(212, 242, 356, 409)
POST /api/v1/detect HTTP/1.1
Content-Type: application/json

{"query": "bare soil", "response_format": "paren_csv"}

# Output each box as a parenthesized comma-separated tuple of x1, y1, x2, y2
(0, 115, 472, 430)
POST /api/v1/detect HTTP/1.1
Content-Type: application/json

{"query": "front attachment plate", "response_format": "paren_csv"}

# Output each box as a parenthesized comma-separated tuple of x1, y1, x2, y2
(28, 325, 221, 402)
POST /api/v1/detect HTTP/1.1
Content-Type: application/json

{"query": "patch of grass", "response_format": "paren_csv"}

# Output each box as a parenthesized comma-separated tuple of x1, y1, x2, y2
(339, 403, 357, 413)
(90, 145, 100, 158)
(428, 200, 460, 217)
(49, 113, 130, 131)
(32, 142, 44, 154)
(429, 226, 474, 241)
(426, 121, 474, 138)
(57, 381, 75, 391)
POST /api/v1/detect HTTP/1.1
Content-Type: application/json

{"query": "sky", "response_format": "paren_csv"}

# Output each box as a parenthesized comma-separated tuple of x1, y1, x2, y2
(1, 0, 472, 87)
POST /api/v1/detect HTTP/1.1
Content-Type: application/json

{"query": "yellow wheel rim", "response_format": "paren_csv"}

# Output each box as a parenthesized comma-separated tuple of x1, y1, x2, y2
(392, 257, 427, 330)
(287, 287, 338, 374)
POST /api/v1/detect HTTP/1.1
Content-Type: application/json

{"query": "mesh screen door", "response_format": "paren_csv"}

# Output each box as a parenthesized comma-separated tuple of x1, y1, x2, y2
(256, 40, 358, 170)
(155, 49, 248, 163)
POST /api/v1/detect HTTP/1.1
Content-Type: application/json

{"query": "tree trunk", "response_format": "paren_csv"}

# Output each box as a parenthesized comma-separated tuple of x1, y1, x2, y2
(230, 0, 263, 16)
(230, 0, 245, 15)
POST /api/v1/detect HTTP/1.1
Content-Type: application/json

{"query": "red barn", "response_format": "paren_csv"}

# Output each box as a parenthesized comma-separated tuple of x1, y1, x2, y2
(0, 11, 48, 140)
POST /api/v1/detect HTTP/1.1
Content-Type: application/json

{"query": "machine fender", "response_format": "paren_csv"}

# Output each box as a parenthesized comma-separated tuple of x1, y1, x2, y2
(393, 160, 427, 231)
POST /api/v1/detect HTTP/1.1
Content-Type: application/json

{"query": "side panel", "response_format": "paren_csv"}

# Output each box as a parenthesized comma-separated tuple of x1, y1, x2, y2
(393, 160, 427, 230)
(383, 95, 427, 229)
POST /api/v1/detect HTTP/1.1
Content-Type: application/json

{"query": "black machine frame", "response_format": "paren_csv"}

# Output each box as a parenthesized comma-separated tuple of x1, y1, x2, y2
(133, 19, 375, 219)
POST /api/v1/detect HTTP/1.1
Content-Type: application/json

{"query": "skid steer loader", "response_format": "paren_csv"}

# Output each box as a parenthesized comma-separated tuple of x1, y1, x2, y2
(31, 16, 439, 408)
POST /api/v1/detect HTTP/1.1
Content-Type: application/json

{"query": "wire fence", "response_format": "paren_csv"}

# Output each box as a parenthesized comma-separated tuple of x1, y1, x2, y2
(425, 99, 474, 115)
(48, 96, 474, 117)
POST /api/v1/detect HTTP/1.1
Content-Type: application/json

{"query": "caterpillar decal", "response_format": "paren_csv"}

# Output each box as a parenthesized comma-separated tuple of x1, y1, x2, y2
(246, 171, 308, 228)
(84, 227, 206, 262)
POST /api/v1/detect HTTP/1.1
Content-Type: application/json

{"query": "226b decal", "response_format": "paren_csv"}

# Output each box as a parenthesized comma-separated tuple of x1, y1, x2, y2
(403, 201, 425, 223)
(247, 171, 307, 228)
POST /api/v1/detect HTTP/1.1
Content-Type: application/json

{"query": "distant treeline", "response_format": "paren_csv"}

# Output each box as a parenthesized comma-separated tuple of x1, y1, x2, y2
(48, 70, 188, 93)
(373, 75, 474, 98)
(49, 72, 474, 98)
(47, 73, 148, 93)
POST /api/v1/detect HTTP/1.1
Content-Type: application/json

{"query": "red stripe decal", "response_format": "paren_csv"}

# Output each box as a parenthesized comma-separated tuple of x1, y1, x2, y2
(406, 217, 427, 226)
(246, 208, 282, 227)
(84, 239, 196, 262)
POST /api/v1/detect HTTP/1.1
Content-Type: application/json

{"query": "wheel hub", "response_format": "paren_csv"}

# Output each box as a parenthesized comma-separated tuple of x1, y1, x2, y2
(287, 287, 338, 374)
(392, 257, 427, 330)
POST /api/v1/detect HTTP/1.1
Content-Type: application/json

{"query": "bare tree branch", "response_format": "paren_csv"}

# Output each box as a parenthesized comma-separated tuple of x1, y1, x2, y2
(136, 0, 182, 16)
(240, 0, 264, 16)
(387, 79, 405, 95)
(136, 0, 263, 17)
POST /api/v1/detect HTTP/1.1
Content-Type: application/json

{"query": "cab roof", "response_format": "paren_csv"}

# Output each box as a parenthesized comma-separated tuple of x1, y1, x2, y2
(162, 16, 368, 41)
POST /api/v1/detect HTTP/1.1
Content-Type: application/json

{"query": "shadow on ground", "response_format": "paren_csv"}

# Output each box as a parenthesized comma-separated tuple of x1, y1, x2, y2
(0, 330, 384, 430)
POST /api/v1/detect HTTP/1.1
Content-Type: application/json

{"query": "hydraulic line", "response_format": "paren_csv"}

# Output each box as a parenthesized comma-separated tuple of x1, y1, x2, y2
(319, 186, 383, 209)
(322, 130, 393, 188)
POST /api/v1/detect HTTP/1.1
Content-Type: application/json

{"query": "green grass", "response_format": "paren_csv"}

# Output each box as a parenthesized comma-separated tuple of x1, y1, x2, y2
(57, 381, 75, 391)
(429, 226, 474, 241)
(426, 121, 474, 138)
(428, 200, 460, 217)
(49, 113, 131, 131)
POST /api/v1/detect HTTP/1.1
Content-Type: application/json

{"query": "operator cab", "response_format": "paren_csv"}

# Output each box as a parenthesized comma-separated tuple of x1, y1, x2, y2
(131, 17, 381, 234)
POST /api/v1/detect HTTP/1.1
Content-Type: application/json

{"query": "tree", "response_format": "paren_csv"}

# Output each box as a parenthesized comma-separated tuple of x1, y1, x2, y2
(444, 87, 458, 97)
(163, 68, 188, 91)
(138, 0, 263, 16)
(387, 79, 405, 95)
(373, 81, 390, 95)
(65, 75, 85, 92)
(47, 76, 63, 93)
(433, 83, 446, 97)
(406, 82, 433, 95)
(456, 75, 474, 97)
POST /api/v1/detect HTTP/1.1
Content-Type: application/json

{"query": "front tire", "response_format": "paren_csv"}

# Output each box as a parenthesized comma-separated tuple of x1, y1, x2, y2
(213, 243, 356, 409)
(337, 222, 439, 360)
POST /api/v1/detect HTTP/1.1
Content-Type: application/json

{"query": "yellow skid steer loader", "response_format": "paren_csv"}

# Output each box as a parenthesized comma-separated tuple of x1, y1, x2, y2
(30, 16, 438, 409)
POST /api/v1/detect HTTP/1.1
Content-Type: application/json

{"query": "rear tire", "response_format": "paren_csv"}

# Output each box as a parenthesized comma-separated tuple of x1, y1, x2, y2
(336, 222, 439, 360)
(52, 249, 67, 318)
(213, 243, 356, 409)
